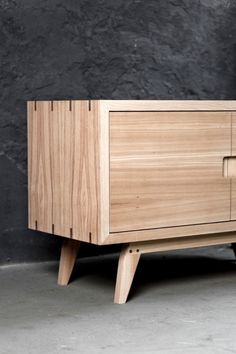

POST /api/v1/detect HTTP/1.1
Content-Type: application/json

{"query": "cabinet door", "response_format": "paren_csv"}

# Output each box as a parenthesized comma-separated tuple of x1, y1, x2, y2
(231, 113, 236, 220)
(110, 111, 231, 233)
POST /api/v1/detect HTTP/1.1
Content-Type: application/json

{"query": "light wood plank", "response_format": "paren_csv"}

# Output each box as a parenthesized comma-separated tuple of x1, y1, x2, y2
(27, 101, 53, 233)
(114, 245, 141, 304)
(51, 101, 73, 237)
(101, 100, 236, 112)
(98, 101, 110, 242)
(110, 112, 231, 233)
(105, 220, 236, 245)
(114, 232, 236, 304)
(72, 101, 101, 242)
(27, 101, 35, 230)
(231, 112, 236, 220)
(58, 238, 80, 285)
(128, 232, 236, 254)
(28, 100, 104, 242)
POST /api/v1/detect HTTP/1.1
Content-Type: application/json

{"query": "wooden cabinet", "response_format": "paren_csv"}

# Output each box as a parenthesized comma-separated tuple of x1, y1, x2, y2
(27, 100, 236, 303)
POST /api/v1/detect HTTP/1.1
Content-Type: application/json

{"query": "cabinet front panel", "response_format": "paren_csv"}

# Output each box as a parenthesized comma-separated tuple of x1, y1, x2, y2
(231, 113, 236, 220)
(110, 112, 231, 233)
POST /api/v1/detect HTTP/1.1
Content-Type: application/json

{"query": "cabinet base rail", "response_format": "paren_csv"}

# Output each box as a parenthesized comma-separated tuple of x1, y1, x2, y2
(57, 232, 236, 304)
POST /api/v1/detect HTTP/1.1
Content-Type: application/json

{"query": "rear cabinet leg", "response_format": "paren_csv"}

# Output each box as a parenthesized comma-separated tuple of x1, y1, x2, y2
(114, 244, 141, 304)
(58, 238, 80, 286)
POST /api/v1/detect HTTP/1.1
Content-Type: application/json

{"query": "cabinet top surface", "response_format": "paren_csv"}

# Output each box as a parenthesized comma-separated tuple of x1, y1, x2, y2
(27, 100, 236, 111)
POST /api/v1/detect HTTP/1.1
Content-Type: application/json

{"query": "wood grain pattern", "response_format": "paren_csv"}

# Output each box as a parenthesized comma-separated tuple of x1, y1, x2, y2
(231, 112, 236, 220)
(58, 238, 80, 285)
(72, 100, 101, 242)
(105, 220, 236, 245)
(28, 99, 236, 304)
(128, 232, 236, 254)
(98, 101, 110, 241)
(28, 100, 236, 246)
(28, 100, 103, 242)
(114, 244, 141, 304)
(101, 100, 236, 112)
(51, 101, 73, 236)
(114, 231, 236, 303)
(27, 101, 53, 233)
(223, 157, 236, 178)
(110, 111, 231, 233)
(27, 101, 35, 230)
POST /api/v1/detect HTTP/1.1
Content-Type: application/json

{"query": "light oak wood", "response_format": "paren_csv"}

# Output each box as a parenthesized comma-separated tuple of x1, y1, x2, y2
(114, 245, 141, 304)
(51, 101, 73, 237)
(110, 111, 231, 232)
(71, 100, 101, 243)
(114, 232, 236, 303)
(105, 220, 236, 245)
(97, 100, 236, 243)
(27, 101, 53, 233)
(100, 100, 236, 112)
(58, 238, 80, 285)
(28, 100, 236, 245)
(28, 100, 236, 304)
(28, 100, 105, 242)
(231, 112, 236, 221)
(128, 232, 236, 254)
(223, 157, 236, 178)
(98, 101, 110, 241)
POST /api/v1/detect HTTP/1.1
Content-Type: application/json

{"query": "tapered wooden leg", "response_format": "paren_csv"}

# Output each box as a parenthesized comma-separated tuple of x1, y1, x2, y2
(58, 238, 80, 286)
(114, 245, 141, 304)
(232, 243, 236, 258)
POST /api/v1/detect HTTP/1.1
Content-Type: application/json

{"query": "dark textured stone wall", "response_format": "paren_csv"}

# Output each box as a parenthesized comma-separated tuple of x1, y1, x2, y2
(0, 0, 236, 264)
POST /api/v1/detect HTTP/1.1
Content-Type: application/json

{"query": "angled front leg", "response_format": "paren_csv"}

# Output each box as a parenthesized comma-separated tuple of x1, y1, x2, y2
(58, 238, 80, 286)
(114, 244, 141, 304)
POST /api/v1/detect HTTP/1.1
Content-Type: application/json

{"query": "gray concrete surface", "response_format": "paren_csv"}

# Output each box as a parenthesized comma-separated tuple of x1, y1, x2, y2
(0, 245, 236, 354)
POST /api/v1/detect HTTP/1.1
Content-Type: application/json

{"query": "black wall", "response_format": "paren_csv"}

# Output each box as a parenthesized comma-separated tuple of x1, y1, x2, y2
(1, 0, 236, 265)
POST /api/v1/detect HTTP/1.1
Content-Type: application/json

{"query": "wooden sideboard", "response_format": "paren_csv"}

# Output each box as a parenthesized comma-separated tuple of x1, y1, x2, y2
(27, 100, 236, 303)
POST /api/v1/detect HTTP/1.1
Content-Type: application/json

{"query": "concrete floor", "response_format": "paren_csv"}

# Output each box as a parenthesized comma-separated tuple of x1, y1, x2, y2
(0, 245, 236, 354)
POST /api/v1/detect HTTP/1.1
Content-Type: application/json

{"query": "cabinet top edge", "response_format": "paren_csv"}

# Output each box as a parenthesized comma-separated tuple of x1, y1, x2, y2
(27, 100, 236, 111)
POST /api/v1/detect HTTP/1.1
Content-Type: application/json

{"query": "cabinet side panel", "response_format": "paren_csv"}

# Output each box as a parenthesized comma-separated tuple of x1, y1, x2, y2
(27, 101, 53, 233)
(99, 103, 110, 242)
(27, 101, 35, 229)
(28, 100, 103, 243)
(72, 101, 101, 242)
(51, 101, 73, 237)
